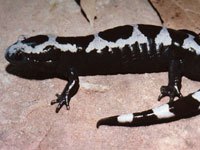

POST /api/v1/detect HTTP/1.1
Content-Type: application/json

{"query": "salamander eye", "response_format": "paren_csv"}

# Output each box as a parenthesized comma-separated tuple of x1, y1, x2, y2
(14, 50, 24, 61)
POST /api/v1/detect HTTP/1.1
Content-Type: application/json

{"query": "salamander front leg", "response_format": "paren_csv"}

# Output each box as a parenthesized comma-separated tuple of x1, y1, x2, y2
(51, 68, 79, 113)
(158, 59, 183, 102)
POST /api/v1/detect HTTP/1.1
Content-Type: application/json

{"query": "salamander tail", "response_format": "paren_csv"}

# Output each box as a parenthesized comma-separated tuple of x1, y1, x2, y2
(97, 90, 200, 128)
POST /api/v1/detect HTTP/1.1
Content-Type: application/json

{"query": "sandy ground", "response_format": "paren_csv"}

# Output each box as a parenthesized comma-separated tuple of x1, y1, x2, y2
(1, 0, 200, 149)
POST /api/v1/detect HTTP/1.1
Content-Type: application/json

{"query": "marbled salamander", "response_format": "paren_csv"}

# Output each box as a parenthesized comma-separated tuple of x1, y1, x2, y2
(5, 24, 200, 127)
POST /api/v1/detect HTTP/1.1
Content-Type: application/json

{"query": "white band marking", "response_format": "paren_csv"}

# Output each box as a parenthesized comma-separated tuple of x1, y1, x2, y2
(192, 91, 200, 102)
(182, 34, 200, 55)
(86, 24, 149, 53)
(117, 113, 134, 123)
(155, 27, 172, 50)
(152, 104, 175, 119)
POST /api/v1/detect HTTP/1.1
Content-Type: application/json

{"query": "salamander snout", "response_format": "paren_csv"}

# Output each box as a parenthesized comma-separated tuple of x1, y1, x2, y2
(5, 44, 25, 64)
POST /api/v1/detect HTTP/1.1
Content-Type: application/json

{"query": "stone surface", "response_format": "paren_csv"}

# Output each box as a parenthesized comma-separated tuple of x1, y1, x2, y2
(0, 0, 200, 150)
(150, 0, 200, 32)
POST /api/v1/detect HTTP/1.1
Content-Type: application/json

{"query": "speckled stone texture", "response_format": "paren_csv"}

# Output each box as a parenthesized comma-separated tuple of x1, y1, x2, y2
(1, 0, 200, 149)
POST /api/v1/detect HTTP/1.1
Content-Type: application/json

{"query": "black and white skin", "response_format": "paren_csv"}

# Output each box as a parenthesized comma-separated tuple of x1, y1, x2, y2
(5, 24, 200, 127)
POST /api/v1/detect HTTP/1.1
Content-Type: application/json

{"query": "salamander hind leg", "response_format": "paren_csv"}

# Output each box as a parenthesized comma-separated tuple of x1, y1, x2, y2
(158, 59, 183, 102)
(51, 67, 79, 113)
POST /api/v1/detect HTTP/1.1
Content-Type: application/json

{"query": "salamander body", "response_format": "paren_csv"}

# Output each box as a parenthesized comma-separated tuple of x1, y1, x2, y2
(5, 24, 200, 127)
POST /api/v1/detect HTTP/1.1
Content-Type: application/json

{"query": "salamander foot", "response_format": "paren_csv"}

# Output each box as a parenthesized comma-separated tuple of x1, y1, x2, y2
(158, 85, 183, 102)
(51, 93, 70, 113)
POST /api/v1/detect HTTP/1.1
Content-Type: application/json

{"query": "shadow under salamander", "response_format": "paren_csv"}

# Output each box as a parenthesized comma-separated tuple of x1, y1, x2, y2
(6, 64, 59, 80)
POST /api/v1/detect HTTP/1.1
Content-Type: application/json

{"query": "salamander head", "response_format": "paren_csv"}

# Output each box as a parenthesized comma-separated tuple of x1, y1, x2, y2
(5, 35, 60, 65)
